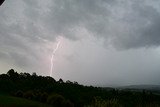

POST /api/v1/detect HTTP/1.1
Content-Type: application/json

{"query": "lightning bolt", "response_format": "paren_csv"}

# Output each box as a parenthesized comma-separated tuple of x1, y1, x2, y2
(50, 38, 61, 77)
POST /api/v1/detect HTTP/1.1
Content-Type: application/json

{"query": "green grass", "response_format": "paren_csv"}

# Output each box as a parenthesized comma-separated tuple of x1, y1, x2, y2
(0, 95, 52, 107)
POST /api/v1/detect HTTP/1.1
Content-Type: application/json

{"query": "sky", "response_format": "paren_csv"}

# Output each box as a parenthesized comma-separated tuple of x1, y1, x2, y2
(0, 0, 160, 86)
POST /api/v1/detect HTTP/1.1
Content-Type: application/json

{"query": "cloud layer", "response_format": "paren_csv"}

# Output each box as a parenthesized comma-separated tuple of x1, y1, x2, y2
(1, 0, 160, 49)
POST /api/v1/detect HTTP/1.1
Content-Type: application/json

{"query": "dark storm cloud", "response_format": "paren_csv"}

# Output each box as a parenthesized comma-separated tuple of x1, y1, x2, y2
(111, 1, 160, 49)
(36, 0, 160, 49)
(1, 0, 160, 50)
(43, 0, 110, 40)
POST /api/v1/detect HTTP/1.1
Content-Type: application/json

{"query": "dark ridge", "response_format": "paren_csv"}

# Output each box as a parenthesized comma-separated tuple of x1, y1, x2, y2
(0, 0, 5, 6)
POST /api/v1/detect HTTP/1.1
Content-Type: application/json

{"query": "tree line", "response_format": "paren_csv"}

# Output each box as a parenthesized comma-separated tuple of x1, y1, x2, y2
(0, 69, 160, 107)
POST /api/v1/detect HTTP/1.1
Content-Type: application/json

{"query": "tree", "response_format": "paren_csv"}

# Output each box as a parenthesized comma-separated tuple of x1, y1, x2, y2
(58, 78, 64, 83)
(7, 69, 19, 81)
(66, 80, 73, 84)
(46, 76, 56, 83)
(32, 72, 37, 77)
(7, 69, 15, 76)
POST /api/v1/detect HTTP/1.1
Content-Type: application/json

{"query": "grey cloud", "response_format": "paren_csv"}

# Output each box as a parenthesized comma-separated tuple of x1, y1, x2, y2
(110, 1, 160, 49)
(42, 0, 160, 49)
(42, 0, 110, 40)
(1, 0, 160, 50)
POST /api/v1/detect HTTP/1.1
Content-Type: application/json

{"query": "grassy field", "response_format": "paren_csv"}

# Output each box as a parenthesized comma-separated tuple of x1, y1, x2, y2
(0, 94, 51, 107)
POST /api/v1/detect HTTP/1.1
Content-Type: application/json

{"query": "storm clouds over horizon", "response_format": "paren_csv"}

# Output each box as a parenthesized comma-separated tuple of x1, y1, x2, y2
(0, 0, 160, 86)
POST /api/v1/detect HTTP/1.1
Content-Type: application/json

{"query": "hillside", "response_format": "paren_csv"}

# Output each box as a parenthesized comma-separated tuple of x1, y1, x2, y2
(1, 69, 160, 107)
(0, 94, 51, 107)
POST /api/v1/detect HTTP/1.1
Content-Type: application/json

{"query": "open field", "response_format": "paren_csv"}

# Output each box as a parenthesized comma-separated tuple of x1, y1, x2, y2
(0, 94, 51, 107)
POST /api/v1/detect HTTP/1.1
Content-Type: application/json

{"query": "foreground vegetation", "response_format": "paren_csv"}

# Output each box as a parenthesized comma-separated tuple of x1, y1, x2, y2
(0, 69, 160, 107)
(0, 94, 52, 107)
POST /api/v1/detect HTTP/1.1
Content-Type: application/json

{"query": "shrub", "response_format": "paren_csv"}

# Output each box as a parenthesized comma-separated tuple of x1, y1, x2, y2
(86, 97, 122, 107)
(23, 91, 34, 99)
(61, 100, 74, 107)
(15, 90, 23, 97)
(47, 94, 65, 107)
(40, 92, 48, 102)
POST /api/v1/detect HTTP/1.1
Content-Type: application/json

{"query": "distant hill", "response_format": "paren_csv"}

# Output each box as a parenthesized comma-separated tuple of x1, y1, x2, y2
(118, 85, 160, 91)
